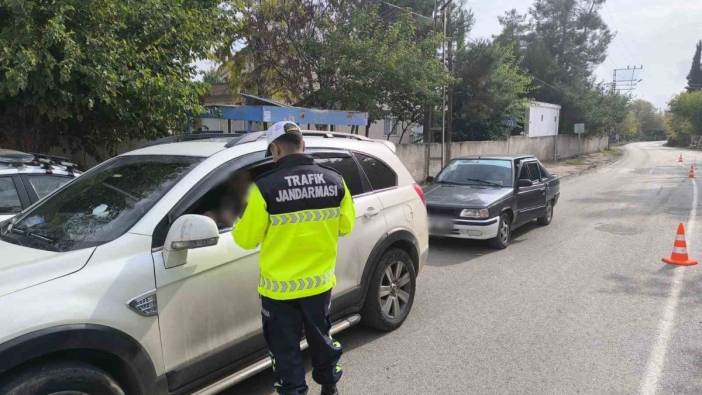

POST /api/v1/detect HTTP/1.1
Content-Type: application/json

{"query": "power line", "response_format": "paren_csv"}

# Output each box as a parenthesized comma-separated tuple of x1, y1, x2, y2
(530, 75, 564, 93)
(373, 0, 434, 22)
(609, 65, 644, 93)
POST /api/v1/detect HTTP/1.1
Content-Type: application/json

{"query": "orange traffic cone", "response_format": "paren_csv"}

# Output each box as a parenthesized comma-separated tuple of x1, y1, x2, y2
(662, 223, 698, 266)
(679, 154, 684, 163)
(689, 165, 696, 179)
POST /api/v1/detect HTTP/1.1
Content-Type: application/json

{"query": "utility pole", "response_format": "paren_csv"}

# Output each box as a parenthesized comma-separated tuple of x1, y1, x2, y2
(440, 0, 448, 167)
(610, 65, 644, 94)
(445, 0, 453, 164)
(424, 0, 451, 178)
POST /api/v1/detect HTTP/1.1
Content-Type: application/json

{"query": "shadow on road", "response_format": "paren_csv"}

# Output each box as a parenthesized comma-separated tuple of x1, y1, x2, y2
(226, 326, 391, 394)
(426, 221, 539, 267)
(600, 267, 702, 304)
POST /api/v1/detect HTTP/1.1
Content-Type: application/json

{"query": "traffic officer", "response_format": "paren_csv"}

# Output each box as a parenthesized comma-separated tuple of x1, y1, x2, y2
(233, 121, 356, 395)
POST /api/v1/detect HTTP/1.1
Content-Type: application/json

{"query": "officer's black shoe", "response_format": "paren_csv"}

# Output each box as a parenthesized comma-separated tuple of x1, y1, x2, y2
(320, 384, 338, 395)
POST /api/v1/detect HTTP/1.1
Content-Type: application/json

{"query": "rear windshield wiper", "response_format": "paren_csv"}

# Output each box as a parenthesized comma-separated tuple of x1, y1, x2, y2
(436, 180, 464, 185)
(464, 178, 504, 187)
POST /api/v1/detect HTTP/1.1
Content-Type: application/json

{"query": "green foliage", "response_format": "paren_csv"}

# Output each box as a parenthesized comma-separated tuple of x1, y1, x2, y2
(224, 1, 449, 132)
(451, 41, 532, 140)
(495, 0, 620, 135)
(202, 67, 227, 85)
(620, 111, 639, 140)
(687, 40, 702, 92)
(621, 99, 665, 140)
(0, 0, 235, 159)
(666, 91, 702, 145)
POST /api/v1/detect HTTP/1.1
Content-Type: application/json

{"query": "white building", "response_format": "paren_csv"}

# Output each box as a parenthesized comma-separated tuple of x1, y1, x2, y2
(525, 101, 561, 137)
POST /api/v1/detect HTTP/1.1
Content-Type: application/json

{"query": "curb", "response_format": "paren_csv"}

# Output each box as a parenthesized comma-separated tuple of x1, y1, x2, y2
(550, 150, 624, 180)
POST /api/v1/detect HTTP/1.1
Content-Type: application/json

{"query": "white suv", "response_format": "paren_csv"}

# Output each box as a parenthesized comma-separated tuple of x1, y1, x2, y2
(0, 132, 428, 395)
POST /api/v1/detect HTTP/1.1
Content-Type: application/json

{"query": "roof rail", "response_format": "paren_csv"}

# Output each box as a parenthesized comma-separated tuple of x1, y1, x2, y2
(139, 132, 247, 148)
(223, 130, 370, 148)
(300, 130, 371, 141)
(31, 153, 79, 169)
(224, 131, 266, 147)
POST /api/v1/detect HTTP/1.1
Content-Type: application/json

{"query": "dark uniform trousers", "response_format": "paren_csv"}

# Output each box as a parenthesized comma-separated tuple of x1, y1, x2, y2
(261, 290, 343, 395)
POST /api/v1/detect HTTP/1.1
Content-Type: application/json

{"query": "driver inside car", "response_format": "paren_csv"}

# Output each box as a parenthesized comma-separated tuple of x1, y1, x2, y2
(204, 170, 252, 228)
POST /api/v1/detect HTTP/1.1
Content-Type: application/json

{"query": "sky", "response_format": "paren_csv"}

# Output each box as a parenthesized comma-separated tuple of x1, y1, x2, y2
(468, 0, 702, 110)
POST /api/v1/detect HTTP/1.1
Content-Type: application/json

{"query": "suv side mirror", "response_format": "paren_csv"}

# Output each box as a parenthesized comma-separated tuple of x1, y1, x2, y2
(426, 176, 434, 184)
(163, 214, 219, 269)
(518, 179, 533, 187)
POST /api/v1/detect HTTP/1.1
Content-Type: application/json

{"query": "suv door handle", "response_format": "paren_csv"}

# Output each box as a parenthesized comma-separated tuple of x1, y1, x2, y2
(364, 207, 380, 218)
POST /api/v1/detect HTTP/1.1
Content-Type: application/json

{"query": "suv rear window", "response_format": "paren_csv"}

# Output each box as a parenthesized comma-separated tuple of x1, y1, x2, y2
(1, 155, 201, 252)
(314, 156, 365, 196)
(355, 153, 397, 191)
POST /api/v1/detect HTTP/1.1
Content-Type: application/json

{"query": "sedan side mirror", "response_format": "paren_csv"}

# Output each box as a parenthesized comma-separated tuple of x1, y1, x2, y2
(163, 214, 219, 269)
(425, 176, 435, 184)
(518, 179, 533, 187)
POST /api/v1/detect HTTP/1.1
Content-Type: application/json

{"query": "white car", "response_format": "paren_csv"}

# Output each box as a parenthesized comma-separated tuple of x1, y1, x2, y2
(0, 131, 428, 395)
(0, 150, 81, 222)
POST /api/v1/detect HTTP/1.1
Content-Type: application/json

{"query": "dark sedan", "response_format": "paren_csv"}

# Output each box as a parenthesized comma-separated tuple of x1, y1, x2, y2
(424, 155, 560, 249)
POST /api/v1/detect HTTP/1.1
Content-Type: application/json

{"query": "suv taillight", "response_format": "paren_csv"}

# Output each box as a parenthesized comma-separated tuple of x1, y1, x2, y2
(413, 183, 426, 205)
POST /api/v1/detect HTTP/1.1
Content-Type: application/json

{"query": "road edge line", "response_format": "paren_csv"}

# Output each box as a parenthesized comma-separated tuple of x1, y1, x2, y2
(639, 178, 697, 395)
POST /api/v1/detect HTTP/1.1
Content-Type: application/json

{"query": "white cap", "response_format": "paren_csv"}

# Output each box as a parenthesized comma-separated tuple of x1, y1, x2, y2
(266, 121, 302, 146)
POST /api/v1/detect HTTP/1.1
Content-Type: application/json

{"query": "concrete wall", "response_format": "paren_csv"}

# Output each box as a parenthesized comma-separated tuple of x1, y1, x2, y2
(396, 134, 609, 181)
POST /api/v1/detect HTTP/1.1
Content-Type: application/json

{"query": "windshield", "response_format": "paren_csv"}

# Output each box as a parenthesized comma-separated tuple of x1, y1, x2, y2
(436, 159, 513, 187)
(0, 155, 201, 252)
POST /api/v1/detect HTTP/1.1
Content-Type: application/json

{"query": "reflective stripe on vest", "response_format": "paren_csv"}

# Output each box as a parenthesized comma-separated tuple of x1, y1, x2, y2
(269, 208, 341, 226)
(259, 268, 335, 293)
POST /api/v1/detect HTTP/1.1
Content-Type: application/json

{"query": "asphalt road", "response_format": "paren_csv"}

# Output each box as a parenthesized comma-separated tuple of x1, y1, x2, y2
(228, 141, 702, 395)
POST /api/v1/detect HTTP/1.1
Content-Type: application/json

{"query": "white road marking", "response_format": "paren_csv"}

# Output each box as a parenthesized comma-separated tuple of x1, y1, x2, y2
(639, 178, 697, 395)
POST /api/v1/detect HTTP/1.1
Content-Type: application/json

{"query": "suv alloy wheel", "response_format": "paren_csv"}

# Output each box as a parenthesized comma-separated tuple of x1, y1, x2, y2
(0, 361, 125, 395)
(362, 248, 417, 331)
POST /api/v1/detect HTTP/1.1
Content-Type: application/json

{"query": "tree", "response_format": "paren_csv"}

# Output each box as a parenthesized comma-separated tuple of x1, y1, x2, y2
(619, 111, 639, 140)
(0, 0, 235, 160)
(223, 1, 448, 134)
(451, 41, 532, 140)
(493, 9, 529, 51)
(686, 40, 702, 92)
(666, 91, 702, 145)
(495, 0, 619, 135)
(627, 99, 665, 140)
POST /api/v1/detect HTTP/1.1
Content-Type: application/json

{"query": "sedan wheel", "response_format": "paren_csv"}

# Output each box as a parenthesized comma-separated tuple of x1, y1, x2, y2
(537, 200, 554, 226)
(489, 213, 511, 249)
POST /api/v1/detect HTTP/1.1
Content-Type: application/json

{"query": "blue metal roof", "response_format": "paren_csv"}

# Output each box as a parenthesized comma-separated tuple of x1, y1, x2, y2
(205, 105, 368, 127)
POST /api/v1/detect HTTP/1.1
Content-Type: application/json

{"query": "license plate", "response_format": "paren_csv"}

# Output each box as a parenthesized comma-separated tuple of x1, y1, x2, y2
(430, 217, 453, 232)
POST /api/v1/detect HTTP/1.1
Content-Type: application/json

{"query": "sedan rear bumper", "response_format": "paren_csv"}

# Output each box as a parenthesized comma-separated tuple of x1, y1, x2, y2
(429, 216, 500, 240)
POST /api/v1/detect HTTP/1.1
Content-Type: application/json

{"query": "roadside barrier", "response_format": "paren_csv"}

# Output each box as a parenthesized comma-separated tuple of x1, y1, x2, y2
(662, 223, 698, 266)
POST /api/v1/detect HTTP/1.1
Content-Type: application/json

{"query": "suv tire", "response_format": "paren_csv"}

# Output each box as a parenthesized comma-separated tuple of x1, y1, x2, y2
(362, 248, 416, 331)
(0, 361, 125, 395)
(489, 213, 511, 249)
